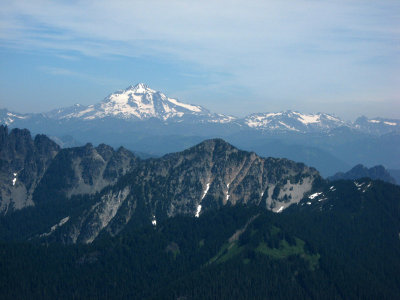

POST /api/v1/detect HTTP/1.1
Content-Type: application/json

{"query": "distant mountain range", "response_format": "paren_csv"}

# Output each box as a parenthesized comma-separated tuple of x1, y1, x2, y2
(1, 83, 399, 177)
(2, 83, 399, 134)
(328, 164, 397, 185)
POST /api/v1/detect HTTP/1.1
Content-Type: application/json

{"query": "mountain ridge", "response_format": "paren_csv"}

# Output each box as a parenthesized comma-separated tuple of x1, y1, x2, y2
(0, 125, 138, 215)
(0, 126, 322, 244)
(45, 137, 321, 244)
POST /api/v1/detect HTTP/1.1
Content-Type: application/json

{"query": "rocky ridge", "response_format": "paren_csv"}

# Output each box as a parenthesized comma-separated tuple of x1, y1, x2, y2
(50, 139, 321, 244)
(0, 125, 138, 215)
(0, 126, 323, 243)
(0, 126, 60, 213)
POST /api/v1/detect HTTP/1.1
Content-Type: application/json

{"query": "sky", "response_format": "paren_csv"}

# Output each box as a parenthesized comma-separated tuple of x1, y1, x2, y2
(0, 0, 399, 120)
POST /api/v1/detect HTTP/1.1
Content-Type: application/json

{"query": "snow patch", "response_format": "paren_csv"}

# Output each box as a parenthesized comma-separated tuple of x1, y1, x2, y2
(72, 107, 94, 118)
(226, 183, 231, 200)
(354, 181, 364, 190)
(276, 206, 284, 213)
(384, 121, 396, 126)
(40, 216, 70, 237)
(309, 192, 322, 199)
(167, 98, 202, 112)
(246, 119, 266, 128)
(162, 103, 174, 113)
(325, 115, 340, 122)
(368, 120, 380, 123)
(58, 216, 70, 227)
(278, 121, 300, 131)
(6, 112, 27, 119)
(362, 182, 372, 193)
(201, 182, 210, 200)
(245, 113, 283, 128)
(12, 173, 17, 186)
(195, 205, 202, 218)
(208, 115, 236, 124)
(354, 181, 372, 191)
(265, 112, 283, 118)
(293, 112, 320, 124)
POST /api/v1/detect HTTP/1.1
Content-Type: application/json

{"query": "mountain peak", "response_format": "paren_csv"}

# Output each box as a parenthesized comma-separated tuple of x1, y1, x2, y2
(82, 83, 207, 121)
(125, 83, 154, 94)
(193, 138, 235, 151)
(136, 82, 147, 88)
(181, 138, 253, 160)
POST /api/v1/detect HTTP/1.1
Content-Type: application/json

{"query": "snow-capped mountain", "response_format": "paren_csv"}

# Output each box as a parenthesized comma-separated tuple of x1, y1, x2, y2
(354, 116, 400, 135)
(244, 111, 347, 133)
(0, 109, 29, 126)
(45, 83, 234, 123)
(1, 83, 398, 134)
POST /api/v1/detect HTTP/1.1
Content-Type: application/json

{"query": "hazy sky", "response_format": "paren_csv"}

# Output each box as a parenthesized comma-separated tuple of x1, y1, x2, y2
(0, 0, 399, 120)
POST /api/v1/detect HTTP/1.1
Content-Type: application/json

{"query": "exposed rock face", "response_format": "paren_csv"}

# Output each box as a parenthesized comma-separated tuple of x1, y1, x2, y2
(0, 126, 60, 214)
(0, 125, 138, 215)
(34, 143, 138, 201)
(61, 186, 135, 244)
(0, 126, 321, 244)
(59, 139, 321, 243)
(131, 139, 320, 215)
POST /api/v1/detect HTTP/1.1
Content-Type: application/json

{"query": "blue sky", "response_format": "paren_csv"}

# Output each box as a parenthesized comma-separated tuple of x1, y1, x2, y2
(0, 0, 399, 120)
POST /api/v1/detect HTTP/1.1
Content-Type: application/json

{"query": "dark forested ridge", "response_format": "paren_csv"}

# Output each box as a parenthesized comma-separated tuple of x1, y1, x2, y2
(1, 126, 400, 299)
(1, 179, 400, 299)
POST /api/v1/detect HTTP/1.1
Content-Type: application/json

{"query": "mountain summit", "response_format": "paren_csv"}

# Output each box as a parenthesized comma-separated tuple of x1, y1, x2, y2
(46, 83, 214, 121)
